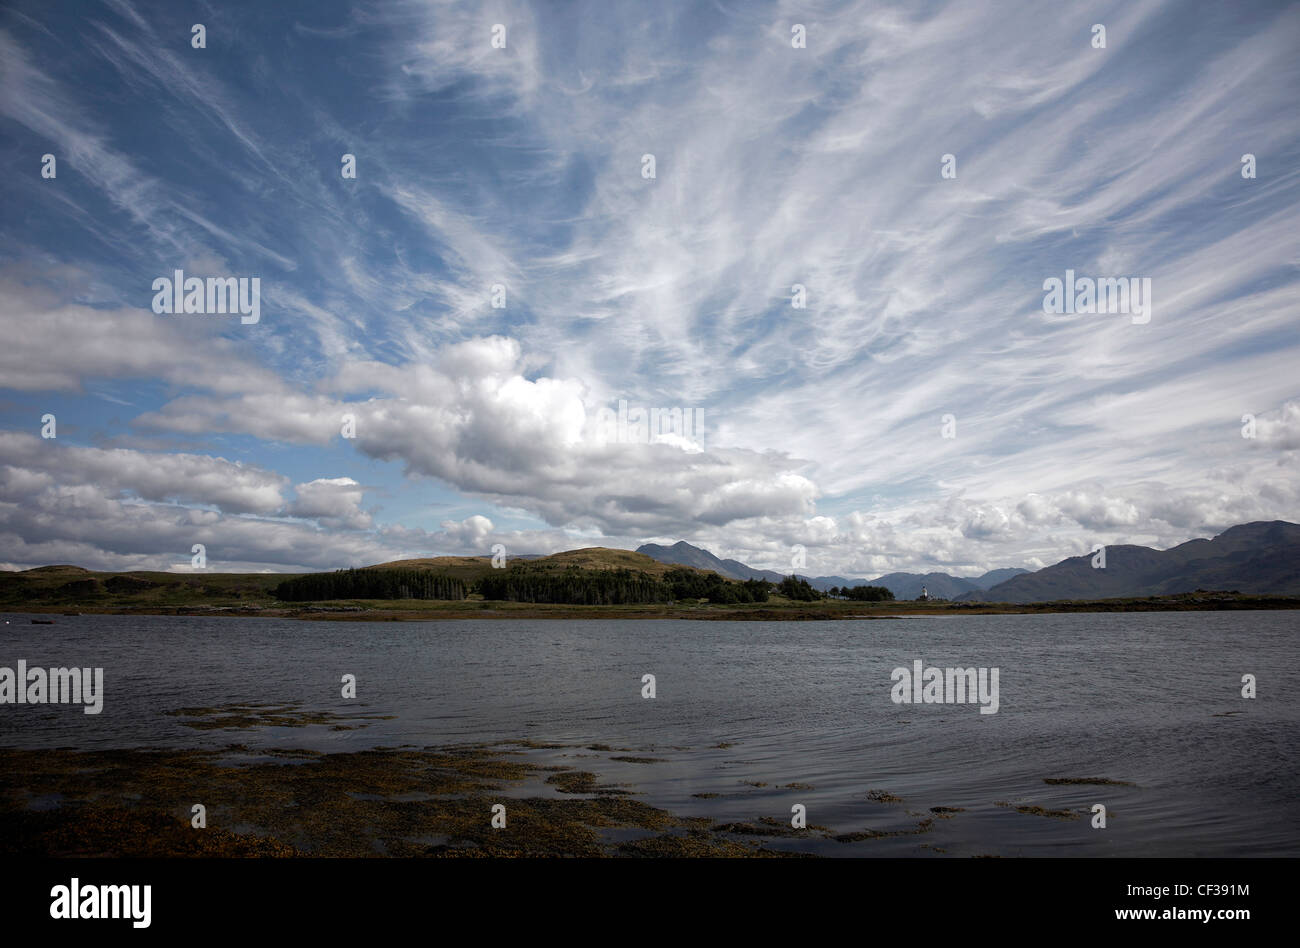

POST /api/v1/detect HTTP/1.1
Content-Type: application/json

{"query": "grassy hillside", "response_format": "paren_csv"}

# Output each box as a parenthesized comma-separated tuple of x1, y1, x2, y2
(371, 547, 696, 581)
(366, 555, 499, 583)
(0, 565, 296, 612)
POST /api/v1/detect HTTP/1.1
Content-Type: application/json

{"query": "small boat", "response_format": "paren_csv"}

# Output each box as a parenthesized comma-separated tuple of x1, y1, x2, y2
(31, 619, 55, 625)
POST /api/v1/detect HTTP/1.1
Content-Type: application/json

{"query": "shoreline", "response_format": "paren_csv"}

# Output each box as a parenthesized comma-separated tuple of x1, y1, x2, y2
(9, 592, 1299, 622)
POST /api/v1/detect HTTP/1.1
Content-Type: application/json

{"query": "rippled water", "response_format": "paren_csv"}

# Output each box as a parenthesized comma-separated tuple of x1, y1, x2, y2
(2, 610, 1297, 856)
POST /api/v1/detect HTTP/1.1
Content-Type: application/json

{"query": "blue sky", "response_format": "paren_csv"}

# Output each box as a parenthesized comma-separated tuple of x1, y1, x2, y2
(1, 0, 1297, 576)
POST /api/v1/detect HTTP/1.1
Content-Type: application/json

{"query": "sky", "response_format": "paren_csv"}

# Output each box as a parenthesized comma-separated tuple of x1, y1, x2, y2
(0, 0, 1297, 577)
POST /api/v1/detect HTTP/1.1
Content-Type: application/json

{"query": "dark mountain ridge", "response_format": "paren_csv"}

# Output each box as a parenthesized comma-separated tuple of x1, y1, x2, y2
(639, 522, 1300, 601)
(965, 520, 1300, 602)
(635, 541, 1026, 598)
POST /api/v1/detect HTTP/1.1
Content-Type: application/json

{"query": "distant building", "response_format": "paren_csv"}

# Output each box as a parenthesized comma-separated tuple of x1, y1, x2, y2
(917, 585, 931, 601)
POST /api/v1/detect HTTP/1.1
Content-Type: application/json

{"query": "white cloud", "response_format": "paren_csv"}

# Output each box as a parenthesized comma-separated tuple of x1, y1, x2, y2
(0, 432, 287, 514)
(289, 477, 372, 529)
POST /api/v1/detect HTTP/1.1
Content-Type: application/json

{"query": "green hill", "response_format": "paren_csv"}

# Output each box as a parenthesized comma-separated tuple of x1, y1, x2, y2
(372, 547, 711, 582)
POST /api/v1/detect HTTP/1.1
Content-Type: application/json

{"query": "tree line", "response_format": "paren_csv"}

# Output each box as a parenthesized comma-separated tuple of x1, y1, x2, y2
(270, 564, 893, 606)
(776, 575, 821, 600)
(476, 566, 671, 604)
(664, 568, 771, 603)
(830, 584, 895, 601)
(273, 568, 467, 602)
(478, 566, 781, 605)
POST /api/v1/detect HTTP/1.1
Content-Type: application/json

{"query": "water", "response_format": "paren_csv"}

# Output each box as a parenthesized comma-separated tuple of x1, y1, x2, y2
(2, 610, 1297, 856)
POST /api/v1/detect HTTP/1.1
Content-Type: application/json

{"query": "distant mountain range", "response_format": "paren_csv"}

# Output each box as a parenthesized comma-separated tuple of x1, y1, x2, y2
(634, 540, 1026, 598)
(960, 520, 1300, 602)
(637, 520, 1300, 601)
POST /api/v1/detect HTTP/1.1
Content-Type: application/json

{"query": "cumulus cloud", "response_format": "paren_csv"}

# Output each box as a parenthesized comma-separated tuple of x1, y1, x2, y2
(289, 477, 372, 529)
(1252, 401, 1300, 451)
(133, 335, 816, 536)
(1054, 491, 1142, 531)
(0, 271, 279, 396)
(0, 432, 287, 514)
(960, 504, 1018, 540)
(437, 514, 495, 549)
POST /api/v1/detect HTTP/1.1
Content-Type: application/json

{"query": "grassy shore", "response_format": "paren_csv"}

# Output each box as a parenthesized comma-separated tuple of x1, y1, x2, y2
(4, 563, 1296, 620)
